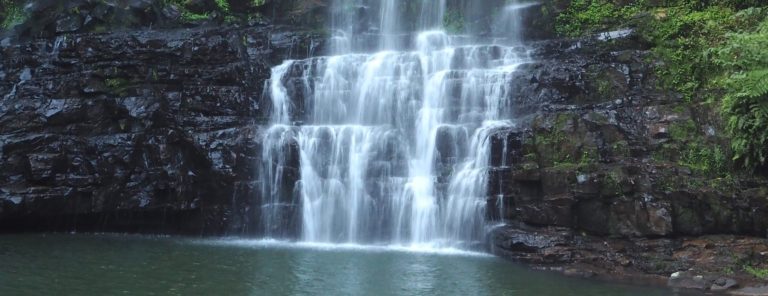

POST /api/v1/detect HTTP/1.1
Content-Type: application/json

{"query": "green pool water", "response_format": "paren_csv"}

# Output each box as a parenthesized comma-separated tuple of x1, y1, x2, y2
(0, 234, 682, 295)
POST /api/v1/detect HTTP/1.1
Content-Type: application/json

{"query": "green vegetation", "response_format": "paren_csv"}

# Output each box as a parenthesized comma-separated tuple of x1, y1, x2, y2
(555, 0, 643, 37)
(163, 0, 269, 23)
(668, 119, 697, 142)
(724, 266, 735, 275)
(532, 114, 599, 171)
(554, 1, 768, 171)
(0, 0, 27, 30)
(162, 0, 210, 22)
(679, 143, 727, 175)
(661, 119, 729, 176)
(215, 0, 230, 13)
(711, 15, 768, 169)
(603, 169, 624, 195)
(182, 11, 210, 22)
(533, 116, 571, 166)
(745, 265, 768, 279)
(442, 9, 464, 34)
(105, 78, 127, 89)
(611, 141, 630, 158)
(105, 78, 130, 96)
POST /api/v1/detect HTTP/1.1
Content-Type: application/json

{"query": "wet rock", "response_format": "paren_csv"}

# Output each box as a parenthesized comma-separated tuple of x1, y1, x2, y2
(127, 0, 153, 9)
(91, 3, 114, 20)
(162, 4, 182, 20)
(541, 169, 574, 196)
(516, 195, 576, 227)
(564, 268, 597, 278)
(729, 286, 768, 296)
(0, 24, 321, 235)
(490, 225, 575, 264)
(55, 15, 83, 33)
(711, 277, 739, 291)
(19, 68, 32, 82)
(609, 199, 672, 237)
(574, 199, 610, 234)
(490, 32, 768, 289)
(668, 271, 708, 290)
(493, 227, 570, 252)
(493, 222, 768, 290)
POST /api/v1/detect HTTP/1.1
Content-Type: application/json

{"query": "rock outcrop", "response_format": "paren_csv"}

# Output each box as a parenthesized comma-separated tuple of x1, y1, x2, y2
(0, 24, 321, 235)
(484, 33, 768, 290)
(487, 35, 768, 238)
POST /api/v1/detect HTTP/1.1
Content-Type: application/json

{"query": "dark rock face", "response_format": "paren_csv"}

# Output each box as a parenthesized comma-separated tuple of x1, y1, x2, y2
(0, 25, 322, 235)
(486, 33, 768, 290)
(484, 34, 768, 239)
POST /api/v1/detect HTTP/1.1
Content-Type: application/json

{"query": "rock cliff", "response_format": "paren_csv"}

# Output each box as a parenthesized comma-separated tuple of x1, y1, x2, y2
(0, 25, 320, 235)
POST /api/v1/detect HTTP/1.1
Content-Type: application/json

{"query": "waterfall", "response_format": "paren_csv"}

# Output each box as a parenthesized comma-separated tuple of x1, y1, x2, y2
(260, 0, 531, 249)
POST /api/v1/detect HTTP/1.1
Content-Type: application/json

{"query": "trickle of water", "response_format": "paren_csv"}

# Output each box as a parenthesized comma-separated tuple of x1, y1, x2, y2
(260, 125, 298, 238)
(260, 0, 531, 249)
(493, 1, 539, 44)
(267, 62, 295, 125)
(51, 35, 66, 57)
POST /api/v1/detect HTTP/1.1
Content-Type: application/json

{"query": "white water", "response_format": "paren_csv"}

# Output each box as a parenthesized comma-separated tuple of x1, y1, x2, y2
(493, 1, 540, 44)
(260, 0, 532, 249)
(204, 238, 491, 257)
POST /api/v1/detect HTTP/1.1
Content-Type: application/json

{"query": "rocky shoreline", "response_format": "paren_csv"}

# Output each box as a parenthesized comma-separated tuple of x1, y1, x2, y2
(491, 223, 768, 294)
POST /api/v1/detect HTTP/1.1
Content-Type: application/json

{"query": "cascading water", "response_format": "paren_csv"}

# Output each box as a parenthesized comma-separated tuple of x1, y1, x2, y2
(260, 0, 532, 249)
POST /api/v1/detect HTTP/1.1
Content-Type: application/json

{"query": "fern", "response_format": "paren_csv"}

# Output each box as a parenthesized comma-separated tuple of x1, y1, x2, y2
(715, 17, 768, 168)
(215, 0, 230, 13)
(722, 85, 768, 168)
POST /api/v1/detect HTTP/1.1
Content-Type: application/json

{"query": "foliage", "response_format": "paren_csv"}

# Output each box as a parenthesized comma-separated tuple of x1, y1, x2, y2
(215, 0, 230, 13)
(679, 144, 727, 175)
(647, 5, 767, 170)
(104, 78, 130, 96)
(0, 0, 27, 30)
(182, 11, 210, 22)
(710, 16, 768, 169)
(664, 119, 730, 176)
(555, 0, 768, 170)
(163, 0, 225, 22)
(745, 265, 768, 279)
(555, 0, 643, 37)
(641, 6, 740, 101)
(163, 0, 295, 24)
(668, 119, 697, 142)
(442, 9, 464, 34)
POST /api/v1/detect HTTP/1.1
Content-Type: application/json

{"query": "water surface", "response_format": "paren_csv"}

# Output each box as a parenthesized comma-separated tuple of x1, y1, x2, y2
(0, 234, 681, 295)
